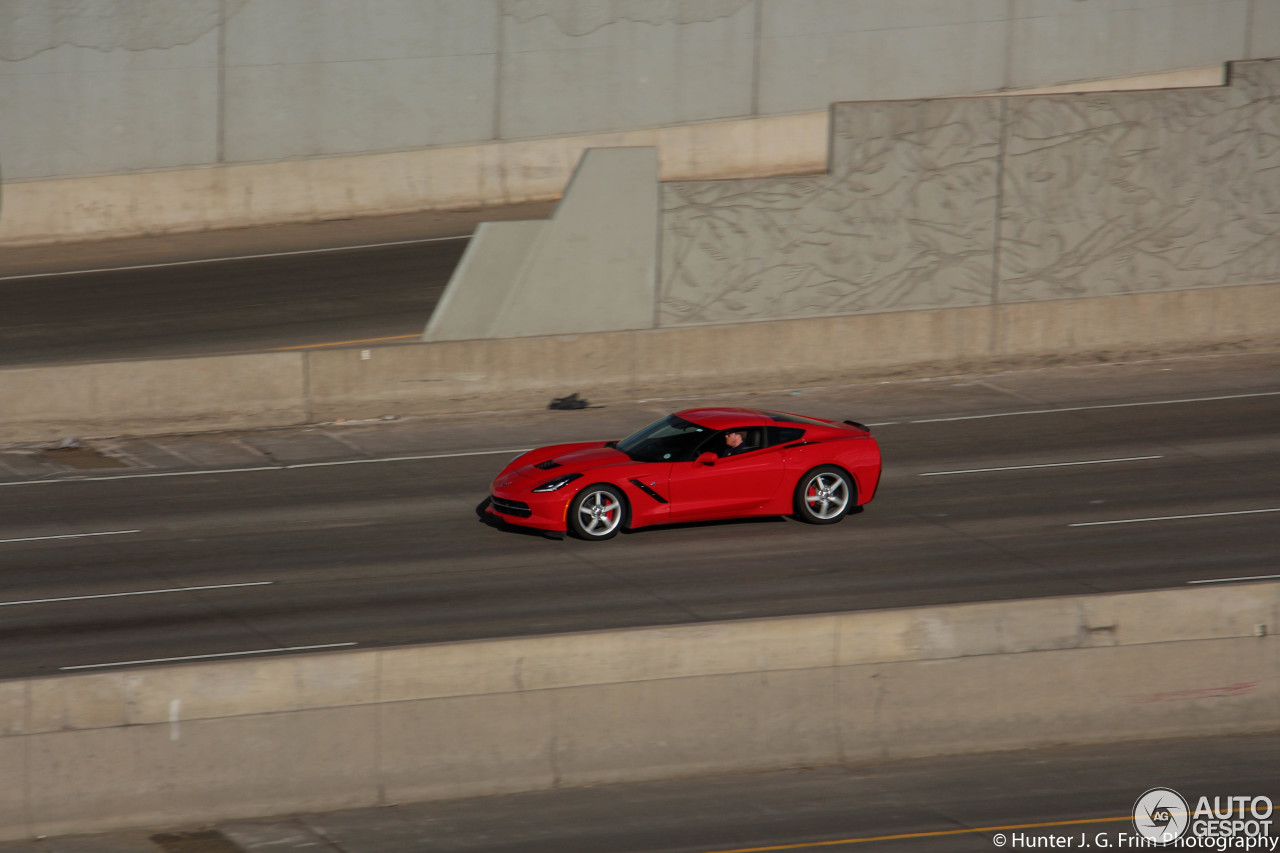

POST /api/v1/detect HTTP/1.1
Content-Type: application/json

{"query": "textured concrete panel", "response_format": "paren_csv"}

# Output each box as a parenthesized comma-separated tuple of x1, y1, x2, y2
(998, 60, 1280, 301)
(759, 0, 1010, 112)
(223, 0, 497, 161)
(1011, 0, 1250, 89)
(0, 38, 219, 180)
(660, 98, 1001, 326)
(499, 0, 756, 138)
(659, 59, 1279, 328)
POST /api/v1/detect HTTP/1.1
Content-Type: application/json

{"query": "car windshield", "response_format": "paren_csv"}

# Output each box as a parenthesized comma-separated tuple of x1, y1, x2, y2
(615, 414, 711, 462)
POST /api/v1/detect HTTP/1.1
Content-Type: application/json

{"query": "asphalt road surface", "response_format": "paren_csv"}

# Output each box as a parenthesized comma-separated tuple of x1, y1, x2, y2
(7, 732, 1278, 852)
(1, 351, 1277, 680)
(0, 203, 554, 366)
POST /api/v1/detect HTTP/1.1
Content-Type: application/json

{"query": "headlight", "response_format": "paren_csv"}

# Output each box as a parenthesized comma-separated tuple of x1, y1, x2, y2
(531, 473, 583, 493)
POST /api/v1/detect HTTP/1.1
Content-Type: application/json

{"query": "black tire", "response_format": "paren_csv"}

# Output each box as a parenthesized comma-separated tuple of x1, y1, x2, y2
(793, 466, 855, 525)
(567, 485, 627, 541)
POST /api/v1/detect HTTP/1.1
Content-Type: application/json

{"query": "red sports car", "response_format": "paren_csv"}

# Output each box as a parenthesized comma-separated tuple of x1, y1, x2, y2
(485, 408, 882, 540)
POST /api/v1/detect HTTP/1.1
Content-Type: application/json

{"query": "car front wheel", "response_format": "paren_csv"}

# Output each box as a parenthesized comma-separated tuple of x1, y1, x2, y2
(794, 466, 854, 525)
(568, 485, 626, 540)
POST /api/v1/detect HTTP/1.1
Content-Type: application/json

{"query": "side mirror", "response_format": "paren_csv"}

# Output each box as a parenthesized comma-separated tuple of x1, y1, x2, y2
(696, 451, 717, 466)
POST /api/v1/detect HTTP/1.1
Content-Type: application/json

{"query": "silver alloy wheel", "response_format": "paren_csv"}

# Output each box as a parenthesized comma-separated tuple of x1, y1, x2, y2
(803, 472, 850, 520)
(577, 489, 622, 537)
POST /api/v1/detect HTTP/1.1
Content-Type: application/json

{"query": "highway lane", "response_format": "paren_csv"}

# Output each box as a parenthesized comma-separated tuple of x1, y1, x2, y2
(0, 202, 555, 366)
(0, 240, 464, 365)
(1, 355, 1277, 679)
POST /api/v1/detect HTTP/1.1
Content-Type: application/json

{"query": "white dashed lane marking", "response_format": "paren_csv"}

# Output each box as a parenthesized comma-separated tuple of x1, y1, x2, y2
(919, 456, 1163, 477)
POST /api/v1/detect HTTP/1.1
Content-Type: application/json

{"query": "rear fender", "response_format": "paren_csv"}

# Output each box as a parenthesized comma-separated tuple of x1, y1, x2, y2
(784, 437, 881, 506)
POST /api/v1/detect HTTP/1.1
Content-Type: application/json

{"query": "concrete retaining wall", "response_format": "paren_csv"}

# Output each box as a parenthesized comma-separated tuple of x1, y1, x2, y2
(2, 583, 1277, 839)
(418, 59, 1277, 344)
(1, 0, 1268, 245)
(659, 58, 1280, 327)
(2, 280, 1277, 443)
(0, 112, 827, 247)
(5, 1, 1261, 180)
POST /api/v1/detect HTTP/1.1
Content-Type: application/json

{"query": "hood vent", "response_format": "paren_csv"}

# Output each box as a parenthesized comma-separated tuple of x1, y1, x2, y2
(533, 459, 562, 470)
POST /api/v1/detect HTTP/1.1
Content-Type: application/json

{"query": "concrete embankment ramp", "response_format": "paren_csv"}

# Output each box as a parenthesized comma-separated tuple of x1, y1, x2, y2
(3, 583, 1276, 840)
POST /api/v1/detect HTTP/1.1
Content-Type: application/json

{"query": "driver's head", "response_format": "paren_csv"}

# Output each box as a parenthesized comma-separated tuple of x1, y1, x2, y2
(725, 431, 744, 448)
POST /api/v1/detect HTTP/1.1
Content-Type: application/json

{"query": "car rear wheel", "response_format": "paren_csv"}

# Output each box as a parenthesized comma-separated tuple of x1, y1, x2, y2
(568, 485, 626, 540)
(794, 466, 854, 525)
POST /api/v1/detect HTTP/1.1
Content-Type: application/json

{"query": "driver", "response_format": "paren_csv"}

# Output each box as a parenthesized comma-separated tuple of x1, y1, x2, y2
(720, 430, 755, 457)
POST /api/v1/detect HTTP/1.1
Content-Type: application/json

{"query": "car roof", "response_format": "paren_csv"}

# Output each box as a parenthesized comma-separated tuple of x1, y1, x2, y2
(676, 407, 791, 430)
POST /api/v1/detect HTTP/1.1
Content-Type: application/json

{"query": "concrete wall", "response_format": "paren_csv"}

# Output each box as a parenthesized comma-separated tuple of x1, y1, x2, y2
(421, 59, 1276, 343)
(2, 280, 1278, 443)
(2, 0, 1275, 244)
(2, 583, 1277, 839)
(424, 147, 659, 341)
(0, 111, 828, 246)
(659, 58, 1280, 326)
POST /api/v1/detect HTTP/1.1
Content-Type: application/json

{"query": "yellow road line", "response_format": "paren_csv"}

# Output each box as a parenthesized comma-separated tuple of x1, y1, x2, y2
(706, 814, 1133, 852)
(271, 334, 421, 351)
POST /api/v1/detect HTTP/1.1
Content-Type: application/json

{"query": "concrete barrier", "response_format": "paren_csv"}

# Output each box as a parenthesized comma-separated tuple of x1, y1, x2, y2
(2, 281, 1277, 443)
(2, 583, 1277, 839)
(0, 352, 306, 442)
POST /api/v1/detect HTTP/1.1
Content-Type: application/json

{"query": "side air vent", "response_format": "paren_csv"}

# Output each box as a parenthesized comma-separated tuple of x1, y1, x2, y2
(629, 478, 668, 504)
(533, 459, 561, 470)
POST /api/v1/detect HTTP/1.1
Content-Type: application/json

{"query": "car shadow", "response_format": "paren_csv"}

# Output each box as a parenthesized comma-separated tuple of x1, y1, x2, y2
(623, 505, 863, 536)
(475, 497, 863, 541)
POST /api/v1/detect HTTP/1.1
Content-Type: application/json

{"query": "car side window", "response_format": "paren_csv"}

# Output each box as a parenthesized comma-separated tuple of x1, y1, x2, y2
(701, 426, 806, 458)
(767, 426, 806, 446)
(703, 426, 765, 458)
